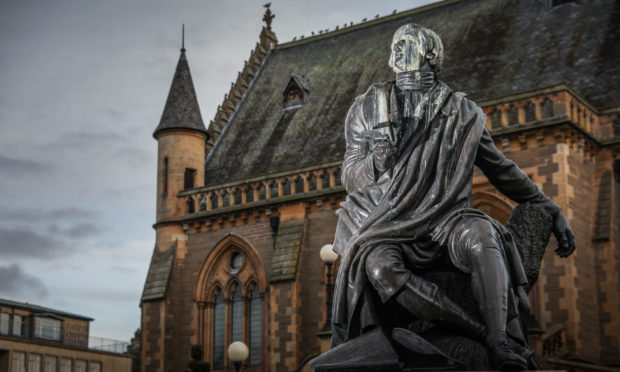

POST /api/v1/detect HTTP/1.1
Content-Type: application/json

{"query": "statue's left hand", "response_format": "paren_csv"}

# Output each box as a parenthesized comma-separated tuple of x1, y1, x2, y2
(552, 212, 576, 258)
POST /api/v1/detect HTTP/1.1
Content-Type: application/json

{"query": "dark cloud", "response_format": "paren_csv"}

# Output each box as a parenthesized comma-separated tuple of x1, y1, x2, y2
(0, 226, 65, 259)
(0, 155, 48, 176)
(0, 264, 48, 299)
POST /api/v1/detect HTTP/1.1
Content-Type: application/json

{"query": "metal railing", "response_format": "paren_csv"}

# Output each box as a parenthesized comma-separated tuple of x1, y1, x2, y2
(88, 336, 130, 354)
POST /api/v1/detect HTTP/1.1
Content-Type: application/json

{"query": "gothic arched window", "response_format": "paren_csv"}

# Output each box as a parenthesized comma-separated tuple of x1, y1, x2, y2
(196, 235, 267, 371)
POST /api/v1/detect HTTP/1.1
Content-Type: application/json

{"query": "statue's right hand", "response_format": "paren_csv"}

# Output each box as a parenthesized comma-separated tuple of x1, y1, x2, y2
(372, 140, 397, 173)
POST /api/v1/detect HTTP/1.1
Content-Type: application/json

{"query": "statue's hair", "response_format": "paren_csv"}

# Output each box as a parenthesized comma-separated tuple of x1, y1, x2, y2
(391, 24, 444, 72)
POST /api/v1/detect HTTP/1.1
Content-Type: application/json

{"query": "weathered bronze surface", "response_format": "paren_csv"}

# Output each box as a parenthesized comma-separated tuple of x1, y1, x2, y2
(311, 24, 575, 371)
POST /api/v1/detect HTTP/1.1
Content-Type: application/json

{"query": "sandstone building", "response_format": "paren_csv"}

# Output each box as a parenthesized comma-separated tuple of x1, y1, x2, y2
(140, 0, 620, 371)
(0, 298, 132, 372)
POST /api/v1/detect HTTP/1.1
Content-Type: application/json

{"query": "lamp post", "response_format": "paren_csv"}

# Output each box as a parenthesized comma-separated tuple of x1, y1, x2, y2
(320, 244, 338, 332)
(228, 341, 248, 372)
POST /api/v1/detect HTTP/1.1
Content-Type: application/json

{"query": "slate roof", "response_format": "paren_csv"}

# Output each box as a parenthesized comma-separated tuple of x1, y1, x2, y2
(0, 298, 93, 321)
(205, 0, 620, 186)
(141, 244, 176, 301)
(153, 50, 207, 138)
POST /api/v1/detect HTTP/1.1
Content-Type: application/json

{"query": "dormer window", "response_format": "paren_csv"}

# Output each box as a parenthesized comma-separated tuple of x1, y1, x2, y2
(286, 86, 303, 105)
(283, 74, 310, 109)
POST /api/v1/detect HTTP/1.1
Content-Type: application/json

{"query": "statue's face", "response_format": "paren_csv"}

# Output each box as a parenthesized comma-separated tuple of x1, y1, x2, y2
(389, 29, 428, 73)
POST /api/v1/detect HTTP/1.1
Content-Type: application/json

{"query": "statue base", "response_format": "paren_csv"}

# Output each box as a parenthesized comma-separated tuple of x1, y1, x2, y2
(310, 327, 474, 371)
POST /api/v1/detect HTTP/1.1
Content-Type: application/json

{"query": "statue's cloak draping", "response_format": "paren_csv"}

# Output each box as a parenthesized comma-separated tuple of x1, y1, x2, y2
(331, 81, 536, 347)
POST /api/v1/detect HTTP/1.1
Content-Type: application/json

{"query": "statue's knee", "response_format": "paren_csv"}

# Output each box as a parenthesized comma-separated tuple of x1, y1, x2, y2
(469, 219, 499, 244)
(466, 219, 502, 257)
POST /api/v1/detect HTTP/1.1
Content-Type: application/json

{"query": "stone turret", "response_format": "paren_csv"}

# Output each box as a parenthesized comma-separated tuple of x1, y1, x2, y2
(153, 45, 207, 251)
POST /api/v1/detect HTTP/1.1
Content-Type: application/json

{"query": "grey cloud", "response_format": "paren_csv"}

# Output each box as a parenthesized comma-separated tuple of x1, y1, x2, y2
(112, 146, 153, 167)
(66, 287, 139, 302)
(0, 226, 66, 259)
(62, 222, 100, 238)
(58, 131, 126, 148)
(0, 155, 49, 176)
(0, 264, 48, 299)
(46, 222, 99, 238)
(0, 206, 96, 222)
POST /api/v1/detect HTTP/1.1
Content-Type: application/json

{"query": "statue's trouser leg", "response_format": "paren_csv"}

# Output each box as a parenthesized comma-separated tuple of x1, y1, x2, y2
(460, 219, 527, 368)
(470, 245, 508, 340)
(365, 245, 485, 340)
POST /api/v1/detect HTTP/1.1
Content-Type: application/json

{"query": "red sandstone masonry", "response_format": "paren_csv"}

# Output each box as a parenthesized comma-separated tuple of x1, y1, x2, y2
(299, 210, 339, 363)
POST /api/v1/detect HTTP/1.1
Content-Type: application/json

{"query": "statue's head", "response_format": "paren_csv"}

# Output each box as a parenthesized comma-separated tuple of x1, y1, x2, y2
(388, 24, 443, 74)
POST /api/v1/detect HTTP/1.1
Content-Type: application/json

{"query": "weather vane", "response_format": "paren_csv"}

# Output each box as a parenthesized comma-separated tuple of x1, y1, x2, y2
(263, 3, 275, 30)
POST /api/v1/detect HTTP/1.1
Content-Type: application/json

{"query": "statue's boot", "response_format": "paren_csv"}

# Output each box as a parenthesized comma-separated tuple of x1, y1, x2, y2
(471, 247, 528, 370)
(486, 331, 529, 370)
(395, 274, 486, 341)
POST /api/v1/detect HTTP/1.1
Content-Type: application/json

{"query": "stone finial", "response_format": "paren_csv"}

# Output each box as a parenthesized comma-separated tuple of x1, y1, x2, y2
(263, 3, 275, 30)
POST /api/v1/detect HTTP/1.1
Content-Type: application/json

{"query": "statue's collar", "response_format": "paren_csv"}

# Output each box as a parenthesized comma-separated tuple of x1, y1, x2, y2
(395, 71, 436, 91)
(383, 80, 451, 126)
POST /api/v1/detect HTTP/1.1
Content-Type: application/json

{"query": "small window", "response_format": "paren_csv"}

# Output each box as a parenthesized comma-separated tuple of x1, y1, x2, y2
(28, 354, 41, 372)
(0, 313, 8, 334)
(184, 168, 196, 189)
(285, 85, 303, 105)
(283, 74, 310, 109)
(230, 252, 243, 272)
(61, 358, 72, 372)
(44, 356, 58, 372)
(90, 361, 101, 372)
(12, 351, 26, 372)
(34, 317, 61, 341)
(75, 360, 87, 372)
(163, 157, 169, 196)
(12, 314, 23, 336)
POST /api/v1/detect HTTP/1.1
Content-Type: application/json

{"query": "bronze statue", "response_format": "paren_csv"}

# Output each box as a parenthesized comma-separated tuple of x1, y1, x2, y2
(317, 24, 576, 371)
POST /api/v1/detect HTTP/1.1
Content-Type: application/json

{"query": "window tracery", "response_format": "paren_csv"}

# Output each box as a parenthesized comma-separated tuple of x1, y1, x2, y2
(195, 235, 267, 370)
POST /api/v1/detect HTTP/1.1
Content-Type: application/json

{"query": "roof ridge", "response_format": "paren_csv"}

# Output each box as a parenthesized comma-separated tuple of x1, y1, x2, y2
(276, 0, 463, 49)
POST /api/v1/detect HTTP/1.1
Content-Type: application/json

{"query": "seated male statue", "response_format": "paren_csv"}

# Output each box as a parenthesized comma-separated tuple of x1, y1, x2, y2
(329, 24, 576, 370)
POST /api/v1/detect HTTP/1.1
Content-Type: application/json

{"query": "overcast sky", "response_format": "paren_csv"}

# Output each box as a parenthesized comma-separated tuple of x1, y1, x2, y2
(0, 0, 435, 342)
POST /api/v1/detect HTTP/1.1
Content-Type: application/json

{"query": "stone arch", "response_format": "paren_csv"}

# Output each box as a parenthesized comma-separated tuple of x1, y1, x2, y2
(194, 233, 267, 302)
(243, 277, 260, 296)
(471, 190, 515, 224)
(194, 233, 268, 369)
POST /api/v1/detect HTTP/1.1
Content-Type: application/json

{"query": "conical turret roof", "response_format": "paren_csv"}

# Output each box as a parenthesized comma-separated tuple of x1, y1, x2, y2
(153, 49, 207, 138)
